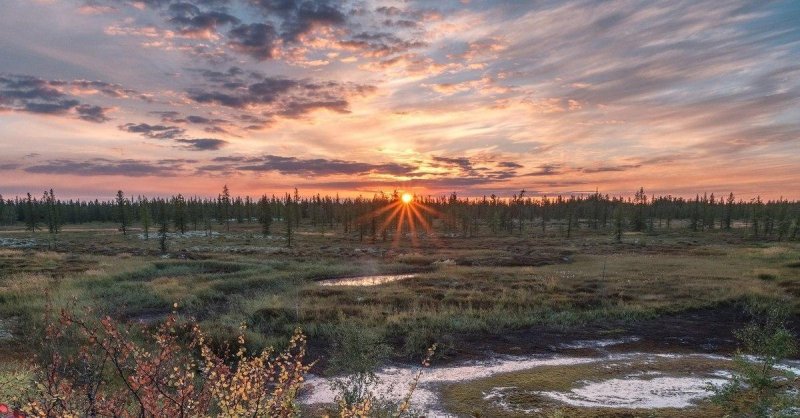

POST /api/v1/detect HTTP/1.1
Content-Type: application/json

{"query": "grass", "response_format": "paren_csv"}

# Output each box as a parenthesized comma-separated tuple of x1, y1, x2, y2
(1, 221, 799, 375)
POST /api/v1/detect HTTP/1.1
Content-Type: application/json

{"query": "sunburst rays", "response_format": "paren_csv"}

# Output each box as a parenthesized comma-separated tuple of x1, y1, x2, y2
(358, 194, 441, 247)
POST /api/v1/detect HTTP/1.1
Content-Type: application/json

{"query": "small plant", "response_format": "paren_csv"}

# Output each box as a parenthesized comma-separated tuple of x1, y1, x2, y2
(329, 340, 437, 418)
(327, 324, 391, 413)
(711, 303, 800, 416)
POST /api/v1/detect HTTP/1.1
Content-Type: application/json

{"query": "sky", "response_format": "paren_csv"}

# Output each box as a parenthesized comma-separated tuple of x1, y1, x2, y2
(0, 0, 798, 200)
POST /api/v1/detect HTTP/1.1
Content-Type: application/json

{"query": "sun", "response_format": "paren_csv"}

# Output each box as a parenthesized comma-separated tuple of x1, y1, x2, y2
(401, 192, 413, 204)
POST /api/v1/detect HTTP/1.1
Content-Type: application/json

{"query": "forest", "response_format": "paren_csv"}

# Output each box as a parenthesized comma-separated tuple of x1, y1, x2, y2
(3, 187, 799, 243)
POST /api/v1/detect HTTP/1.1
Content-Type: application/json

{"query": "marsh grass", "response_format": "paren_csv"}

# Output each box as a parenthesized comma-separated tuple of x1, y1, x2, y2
(1, 223, 799, 407)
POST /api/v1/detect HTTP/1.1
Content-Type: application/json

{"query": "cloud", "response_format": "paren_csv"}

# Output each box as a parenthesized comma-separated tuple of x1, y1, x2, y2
(308, 174, 529, 192)
(92, 0, 426, 65)
(151, 110, 229, 127)
(119, 121, 228, 150)
(227, 23, 279, 60)
(119, 122, 186, 139)
(524, 164, 562, 176)
(75, 104, 111, 122)
(338, 32, 427, 58)
(251, 0, 346, 42)
(498, 161, 523, 169)
(175, 137, 228, 151)
(522, 97, 582, 114)
(66, 80, 139, 98)
(431, 156, 476, 175)
(167, 2, 240, 38)
(581, 164, 641, 174)
(0, 74, 134, 122)
(202, 154, 417, 177)
(23, 158, 185, 177)
(187, 68, 375, 118)
(0, 74, 79, 115)
(375, 6, 402, 17)
(0, 163, 21, 170)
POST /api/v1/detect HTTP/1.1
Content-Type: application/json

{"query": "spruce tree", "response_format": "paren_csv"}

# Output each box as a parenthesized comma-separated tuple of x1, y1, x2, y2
(632, 187, 646, 231)
(258, 194, 272, 236)
(724, 193, 735, 230)
(140, 199, 151, 240)
(219, 185, 231, 232)
(158, 202, 169, 253)
(614, 204, 624, 243)
(173, 194, 187, 234)
(44, 189, 60, 234)
(116, 190, 128, 235)
(285, 192, 293, 248)
(24, 193, 38, 232)
(752, 197, 762, 238)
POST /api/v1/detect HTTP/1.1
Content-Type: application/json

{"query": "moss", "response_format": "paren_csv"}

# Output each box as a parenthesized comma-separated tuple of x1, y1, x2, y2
(442, 355, 731, 417)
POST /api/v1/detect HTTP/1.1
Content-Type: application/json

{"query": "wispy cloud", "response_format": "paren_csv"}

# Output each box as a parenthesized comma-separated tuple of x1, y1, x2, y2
(0, 0, 797, 197)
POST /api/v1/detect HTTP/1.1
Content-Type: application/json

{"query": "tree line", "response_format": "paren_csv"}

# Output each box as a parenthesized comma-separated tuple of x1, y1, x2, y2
(1, 186, 799, 243)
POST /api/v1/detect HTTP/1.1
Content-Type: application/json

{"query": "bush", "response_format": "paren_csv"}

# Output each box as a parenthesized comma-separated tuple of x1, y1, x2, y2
(16, 307, 313, 417)
(711, 303, 800, 416)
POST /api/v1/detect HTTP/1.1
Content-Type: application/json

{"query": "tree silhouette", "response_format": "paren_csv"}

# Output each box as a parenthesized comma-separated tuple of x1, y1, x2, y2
(24, 193, 38, 232)
(258, 194, 272, 236)
(116, 190, 128, 235)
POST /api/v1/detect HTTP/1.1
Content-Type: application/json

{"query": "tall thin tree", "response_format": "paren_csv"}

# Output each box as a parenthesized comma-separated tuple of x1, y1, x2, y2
(24, 193, 38, 232)
(116, 190, 128, 235)
(285, 192, 293, 248)
(258, 194, 272, 236)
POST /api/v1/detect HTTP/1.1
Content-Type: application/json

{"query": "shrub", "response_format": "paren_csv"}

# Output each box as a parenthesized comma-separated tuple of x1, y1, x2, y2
(711, 303, 800, 416)
(17, 307, 313, 417)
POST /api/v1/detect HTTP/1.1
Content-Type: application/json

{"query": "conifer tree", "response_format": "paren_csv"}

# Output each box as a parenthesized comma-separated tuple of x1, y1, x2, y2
(777, 200, 790, 241)
(116, 190, 128, 235)
(25, 193, 38, 232)
(0, 194, 6, 226)
(541, 195, 548, 234)
(173, 194, 187, 234)
(258, 194, 272, 236)
(752, 197, 762, 238)
(219, 185, 231, 231)
(724, 193, 735, 230)
(294, 188, 301, 228)
(632, 187, 646, 231)
(690, 195, 700, 232)
(140, 199, 152, 240)
(203, 205, 213, 237)
(158, 202, 169, 253)
(285, 192, 293, 248)
(614, 204, 624, 243)
(44, 189, 60, 234)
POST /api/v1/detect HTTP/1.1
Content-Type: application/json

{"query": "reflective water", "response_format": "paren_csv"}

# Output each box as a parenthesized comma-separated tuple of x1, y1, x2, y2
(317, 274, 417, 287)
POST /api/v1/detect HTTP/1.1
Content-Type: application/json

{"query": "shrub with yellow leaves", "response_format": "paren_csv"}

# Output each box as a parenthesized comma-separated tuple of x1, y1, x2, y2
(19, 306, 314, 417)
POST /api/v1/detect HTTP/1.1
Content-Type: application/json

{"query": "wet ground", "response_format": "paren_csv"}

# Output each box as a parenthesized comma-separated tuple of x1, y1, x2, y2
(301, 305, 800, 416)
(443, 304, 774, 363)
(301, 349, 736, 416)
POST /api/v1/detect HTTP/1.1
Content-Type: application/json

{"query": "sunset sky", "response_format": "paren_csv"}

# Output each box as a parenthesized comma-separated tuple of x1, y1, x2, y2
(1, 0, 798, 200)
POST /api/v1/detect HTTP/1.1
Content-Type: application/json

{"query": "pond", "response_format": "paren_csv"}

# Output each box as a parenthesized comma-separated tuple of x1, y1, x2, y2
(317, 273, 417, 287)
